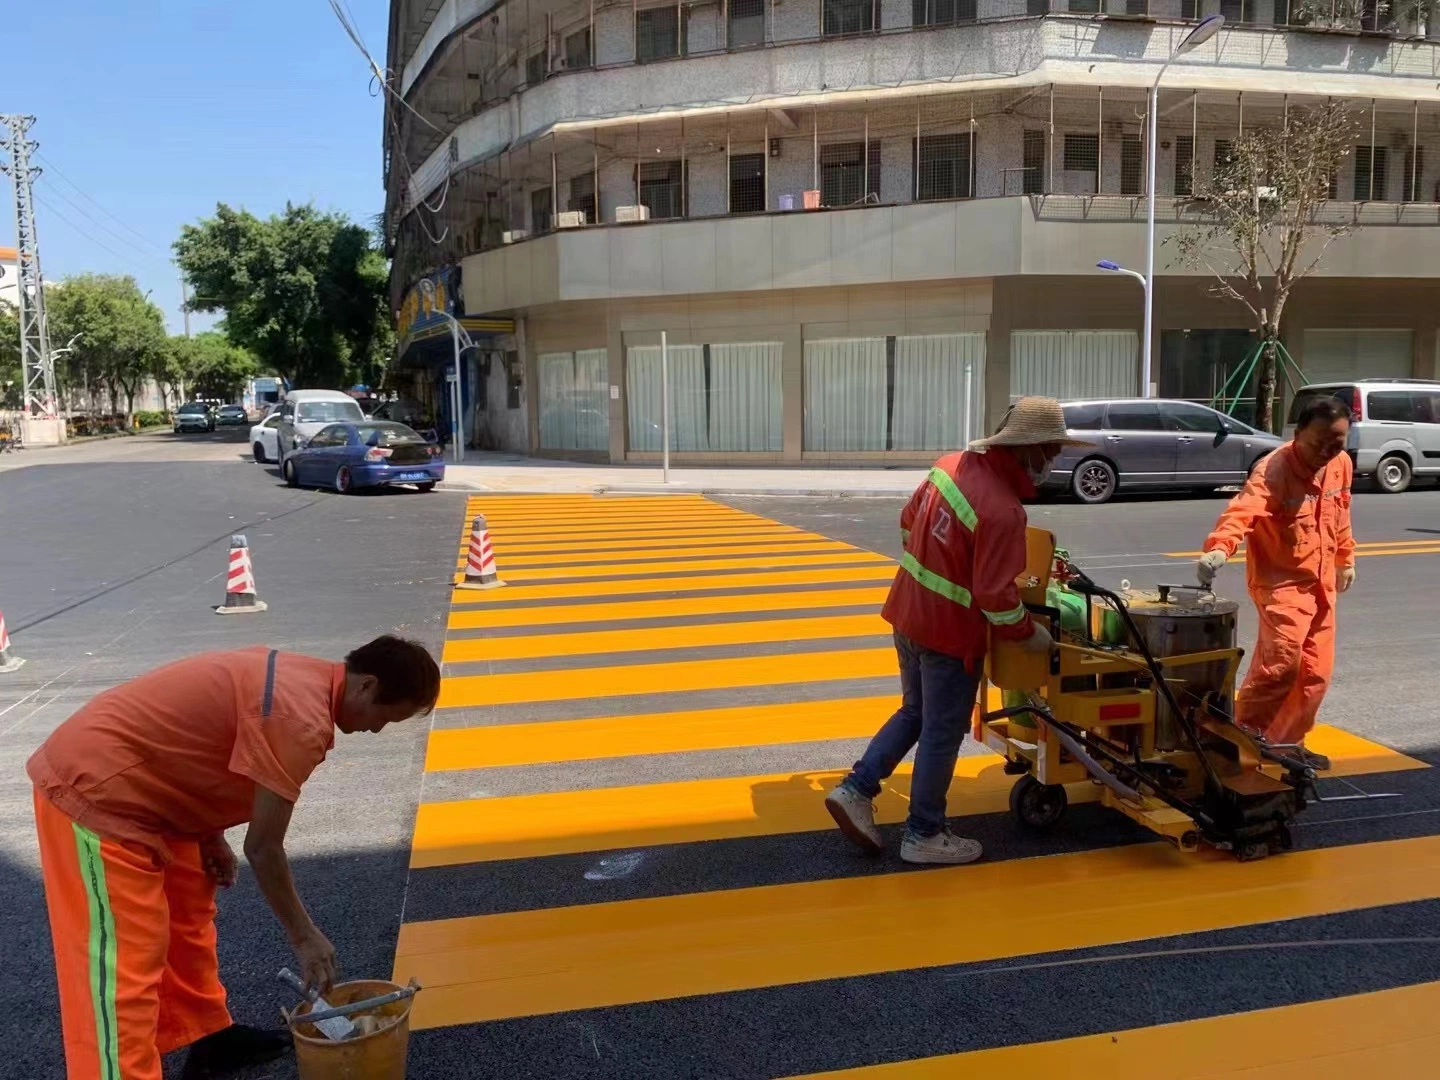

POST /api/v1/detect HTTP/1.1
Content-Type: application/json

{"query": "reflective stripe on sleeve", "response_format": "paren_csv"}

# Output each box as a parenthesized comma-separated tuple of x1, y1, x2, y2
(926, 467, 979, 532)
(983, 602, 1028, 627)
(900, 552, 973, 607)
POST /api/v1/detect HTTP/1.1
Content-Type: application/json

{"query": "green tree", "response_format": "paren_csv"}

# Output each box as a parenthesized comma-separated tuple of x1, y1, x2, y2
(46, 274, 168, 420)
(166, 332, 258, 400)
(174, 203, 391, 390)
(0, 300, 20, 409)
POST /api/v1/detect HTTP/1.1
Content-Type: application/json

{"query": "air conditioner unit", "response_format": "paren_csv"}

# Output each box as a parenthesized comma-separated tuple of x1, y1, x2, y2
(555, 210, 587, 228)
(615, 204, 651, 223)
(501, 229, 529, 244)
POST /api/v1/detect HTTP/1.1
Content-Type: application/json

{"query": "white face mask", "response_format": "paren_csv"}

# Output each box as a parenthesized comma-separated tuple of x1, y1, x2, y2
(1024, 449, 1053, 486)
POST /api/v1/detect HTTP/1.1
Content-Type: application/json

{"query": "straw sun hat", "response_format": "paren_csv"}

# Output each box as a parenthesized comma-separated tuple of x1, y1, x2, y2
(968, 396, 1095, 451)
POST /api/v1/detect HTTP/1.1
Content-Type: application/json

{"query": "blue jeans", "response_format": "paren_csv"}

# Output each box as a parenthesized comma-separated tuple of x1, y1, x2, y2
(843, 631, 980, 838)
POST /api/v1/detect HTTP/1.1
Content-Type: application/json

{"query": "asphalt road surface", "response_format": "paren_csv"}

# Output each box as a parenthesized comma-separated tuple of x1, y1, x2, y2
(2, 432, 1438, 1078)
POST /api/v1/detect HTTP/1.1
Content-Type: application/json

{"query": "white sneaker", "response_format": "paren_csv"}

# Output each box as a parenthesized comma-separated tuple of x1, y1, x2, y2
(900, 829, 983, 866)
(825, 784, 883, 853)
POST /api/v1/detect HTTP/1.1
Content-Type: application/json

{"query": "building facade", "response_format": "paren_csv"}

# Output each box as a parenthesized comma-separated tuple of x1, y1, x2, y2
(384, 1, 1440, 462)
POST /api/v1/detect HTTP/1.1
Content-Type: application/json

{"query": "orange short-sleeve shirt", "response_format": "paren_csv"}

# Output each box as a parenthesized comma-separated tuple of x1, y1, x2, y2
(27, 647, 344, 861)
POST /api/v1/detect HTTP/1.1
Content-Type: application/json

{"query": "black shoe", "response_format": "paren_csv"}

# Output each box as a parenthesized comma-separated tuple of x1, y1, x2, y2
(1302, 748, 1332, 772)
(181, 1024, 292, 1079)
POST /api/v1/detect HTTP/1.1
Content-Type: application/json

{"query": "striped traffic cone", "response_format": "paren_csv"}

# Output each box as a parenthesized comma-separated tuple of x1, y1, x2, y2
(216, 534, 268, 614)
(456, 515, 506, 591)
(0, 609, 24, 673)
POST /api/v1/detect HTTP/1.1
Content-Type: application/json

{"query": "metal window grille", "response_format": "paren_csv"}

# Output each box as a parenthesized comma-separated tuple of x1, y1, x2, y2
(564, 27, 592, 69)
(1120, 133, 1143, 195)
(1027, 0, 1048, 12)
(1328, 171, 1338, 199)
(729, 153, 766, 213)
(820, 141, 881, 206)
(638, 159, 685, 218)
(525, 50, 546, 86)
(1355, 146, 1388, 201)
(912, 0, 977, 25)
(1174, 134, 1194, 196)
(823, 0, 875, 36)
(1125, 0, 1148, 14)
(1214, 139, 1233, 170)
(637, 7, 683, 62)
(569, 171, 597, 223)
(1274, 0, 1291, 22)
(914, 134, 973, 201)
(1064, 133, 1099, 175)
(1067, 0, 1101, 12)
(1220, 0, 1245, 24)
(729, 0, 765, 47)
(531, 187, 553, 232)
(1023, 129, 1045, 194)
(1180, 0, 1197, 16)
(1403, 147, 1424, 203)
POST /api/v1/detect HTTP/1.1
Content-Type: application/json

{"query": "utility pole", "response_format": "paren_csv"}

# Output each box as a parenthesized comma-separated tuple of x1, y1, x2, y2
(0, 114, 62, 441)
(181, 278, 192, 338)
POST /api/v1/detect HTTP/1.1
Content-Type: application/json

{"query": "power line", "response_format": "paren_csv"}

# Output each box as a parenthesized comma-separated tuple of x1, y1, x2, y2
(31, 192, 170, 278)
(33, 151, 174, 260)
(35, 176, 173, 270)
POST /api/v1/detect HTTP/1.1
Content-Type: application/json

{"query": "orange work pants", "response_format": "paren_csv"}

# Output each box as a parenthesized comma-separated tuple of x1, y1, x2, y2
(1235, 586, 1337, 747)
(33, 790, 231, 1080)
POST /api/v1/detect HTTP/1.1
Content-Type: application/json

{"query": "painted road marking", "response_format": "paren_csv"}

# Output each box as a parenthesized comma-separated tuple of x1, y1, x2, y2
(1166, 539, 1440, 558)
(448, 565, 899, 604)
(409, 723, 1422, 867)
(500, 550, 893, 583)
(394, 834, 1440, 1028)
(482, 529, 820, 556)
(493, 540, 859, 567)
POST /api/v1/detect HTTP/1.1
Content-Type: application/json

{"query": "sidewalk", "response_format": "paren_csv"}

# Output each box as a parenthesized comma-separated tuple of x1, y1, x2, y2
(438, 452, 926, 496)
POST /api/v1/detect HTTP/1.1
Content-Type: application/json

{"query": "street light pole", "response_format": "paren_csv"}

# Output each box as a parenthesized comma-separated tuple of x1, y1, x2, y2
(420, 279, 473, 464)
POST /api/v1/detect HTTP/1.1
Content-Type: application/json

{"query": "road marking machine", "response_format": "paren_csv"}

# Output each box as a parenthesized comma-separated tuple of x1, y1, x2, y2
(977, 527, 1328, 860)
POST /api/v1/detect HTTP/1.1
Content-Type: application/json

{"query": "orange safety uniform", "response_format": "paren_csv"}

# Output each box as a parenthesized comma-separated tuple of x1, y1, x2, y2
(882, 449, 1037, 663)
(27, 647, 344, 1080)
(1202, 444, 1355, 746)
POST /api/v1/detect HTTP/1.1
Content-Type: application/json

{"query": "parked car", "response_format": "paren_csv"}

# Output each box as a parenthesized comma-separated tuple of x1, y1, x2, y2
(1044, 398, 1285, 504)
(275, 390, 366, 460)
(250, 411, 281, 463)
(281, 421, 445, 493)
(216, 404, 248, 426)
(173, 401, 215, 434)
(1285, 379, 1440, 494)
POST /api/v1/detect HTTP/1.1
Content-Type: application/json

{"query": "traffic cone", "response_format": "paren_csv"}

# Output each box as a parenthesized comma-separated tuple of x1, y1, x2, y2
(216, 534, 268, 614)
(456, 515, 506, 591)
(0, 609, 24, 673)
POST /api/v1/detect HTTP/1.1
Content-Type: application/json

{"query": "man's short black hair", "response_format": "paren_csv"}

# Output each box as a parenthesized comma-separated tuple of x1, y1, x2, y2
(345, 635, 441, 712)
(1296, 396, 1352, 430)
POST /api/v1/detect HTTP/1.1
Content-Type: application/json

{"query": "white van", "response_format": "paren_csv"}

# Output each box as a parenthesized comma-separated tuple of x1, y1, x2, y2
(1286, 379, 1440, 493)
(275, 390, 366, 460)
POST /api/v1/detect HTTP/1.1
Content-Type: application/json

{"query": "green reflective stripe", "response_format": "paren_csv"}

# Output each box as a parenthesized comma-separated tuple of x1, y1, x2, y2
(900, 552, 973, 607)
(984, 602, 1028, 626)
(927, 467, 978, 531)
(74, 822, 120, 1080)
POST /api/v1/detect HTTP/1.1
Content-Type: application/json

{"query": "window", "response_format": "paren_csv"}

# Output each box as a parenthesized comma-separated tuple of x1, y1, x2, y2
(1181, 0, 1197, 15)
(525, 50, 546, 86)
(1126, 0, 1148, 13)
(1418, 392, 1440, 424)
(1175, 134, 1194, 196)
(308, 425, 350, 448)
(569, 171, 597, 224)
(637, 159, 685, 219)
(1161, 402, 1223, 432)
(1064, 133, 1099, 186)
(1027, 0, 1048, 12)
(1068, 0, 1101, 11)
(297, 400, 364, 422)
(1403, 147, 1425, 203)
(821, 141, 881, 206)
(1023, 129, 1045, 194)
(627, 342, 784, 453)
(1355, 146, 1388, 201)
(1063, 403, 1106, 430)
(530, 187, 553, 233)
(263, 415, 280, 430)
(1105, 402, 1163, 430)
(538, 349, 609, 451)
(1220, 0, 1248, 24)
(1287, 388, 1353, 426)
(824, 0, 875, 36)
(914, 134, 974, 201)
(729, 153, 766, 213)
(729, 0, 765, 47)
(912, 0, 977, 26)
(505, 351, 522, 410)
(1214, 139, 1234, 171)
(1366, 391, 1418, 423)
(564, 26, 592, 69)
(637, 6, 684, 62)
(1120, 133, 1143, 195)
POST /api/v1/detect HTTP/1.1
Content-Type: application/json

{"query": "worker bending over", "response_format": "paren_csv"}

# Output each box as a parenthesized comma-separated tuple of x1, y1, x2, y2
(27, 636, 441, 1080)
(1197, 396, 1355, 769)
(826, 397, 1088, 865)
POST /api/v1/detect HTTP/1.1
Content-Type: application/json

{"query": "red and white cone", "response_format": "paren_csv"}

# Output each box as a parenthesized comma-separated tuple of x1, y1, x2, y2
(456, 515, 506, 591)
(0, 609, 24, 673)
(216, 534, 268, 614)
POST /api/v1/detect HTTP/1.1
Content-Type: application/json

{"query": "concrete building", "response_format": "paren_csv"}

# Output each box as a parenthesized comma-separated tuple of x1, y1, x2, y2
(384, 1, 1440, 463)
(0, 245, 18, 310)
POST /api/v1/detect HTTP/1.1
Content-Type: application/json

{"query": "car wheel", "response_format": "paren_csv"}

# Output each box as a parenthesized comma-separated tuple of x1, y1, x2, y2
(415, 481, 436, 493)
(1376, 454, 1412, 494)
(283, 458, 299, 487)
(252, 442, 268, 464)
(1071, 458, 1117, 505)
(335, 465, 353, 494)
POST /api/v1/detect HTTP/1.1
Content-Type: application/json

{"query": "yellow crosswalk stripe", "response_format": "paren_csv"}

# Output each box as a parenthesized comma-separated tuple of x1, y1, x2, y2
(501, 550, 892, 583)
(448, 565, 899, 604)
(482, 528, 818, 555)
(495, 539, 857, 567)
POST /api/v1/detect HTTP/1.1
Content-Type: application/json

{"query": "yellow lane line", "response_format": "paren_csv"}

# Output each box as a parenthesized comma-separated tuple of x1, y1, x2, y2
(394, 833, 1440, 1028)
(448, 565, 899, 604)
(445, 586, 891, 630)
(424, 695, 897, 771)
(501, 551, 892, 583)
(436, 646, 897, 710)
(1165, 539, 1440, 557)
(441, 613, 888, 664)
(789, 980, 1440, 1078)
(486, 540, 857, 567)
(409, 724, 1421, 866)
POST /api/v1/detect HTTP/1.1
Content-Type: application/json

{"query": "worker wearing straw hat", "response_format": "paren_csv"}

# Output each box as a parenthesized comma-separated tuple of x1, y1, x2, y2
(826, 397, 1092, 865)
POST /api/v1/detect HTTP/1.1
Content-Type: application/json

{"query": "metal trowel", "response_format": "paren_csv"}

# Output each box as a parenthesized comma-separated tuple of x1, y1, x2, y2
(278, 967, 357, 1041)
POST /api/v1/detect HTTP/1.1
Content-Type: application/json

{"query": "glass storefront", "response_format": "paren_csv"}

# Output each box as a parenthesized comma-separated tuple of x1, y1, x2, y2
(537, 349, 609, 451)
(626, 342, 783, 452)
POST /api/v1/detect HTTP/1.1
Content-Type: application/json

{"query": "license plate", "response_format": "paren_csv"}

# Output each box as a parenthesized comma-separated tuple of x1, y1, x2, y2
(397, 472, 430, 481)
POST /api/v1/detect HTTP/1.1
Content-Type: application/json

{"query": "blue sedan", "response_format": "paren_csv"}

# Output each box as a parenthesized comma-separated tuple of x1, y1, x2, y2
(281, 421, 446, 493)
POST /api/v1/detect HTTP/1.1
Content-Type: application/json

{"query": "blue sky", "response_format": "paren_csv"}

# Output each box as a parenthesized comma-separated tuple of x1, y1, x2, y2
(7, 1, 389, 334)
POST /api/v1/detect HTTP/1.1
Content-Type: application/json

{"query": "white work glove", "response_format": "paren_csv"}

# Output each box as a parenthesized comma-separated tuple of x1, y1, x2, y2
(1337, 564, 1356, 594)
(1196, 550, 1228, 587)
(1020, 619, 1054, 655)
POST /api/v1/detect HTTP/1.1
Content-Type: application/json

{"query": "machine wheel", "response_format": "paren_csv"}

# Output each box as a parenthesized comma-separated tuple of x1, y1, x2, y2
(1071, 458, 1117, 505)
(335, 465, 354, 494)
(252, 441, 268, 464)
(1376, 454, 1412, 494)
(283, 458, 299, 487)
(1010, 775, 1068, 830)
(415, 481, 436, 493)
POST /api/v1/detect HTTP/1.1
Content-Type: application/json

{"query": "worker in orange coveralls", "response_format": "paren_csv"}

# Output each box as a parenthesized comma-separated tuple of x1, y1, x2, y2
(26, 636, 440, 1080)
(1196, 396, 1356, 770)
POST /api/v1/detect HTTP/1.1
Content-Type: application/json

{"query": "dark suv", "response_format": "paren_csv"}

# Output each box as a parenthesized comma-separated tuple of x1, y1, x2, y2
(1043, 399, 1285, 504)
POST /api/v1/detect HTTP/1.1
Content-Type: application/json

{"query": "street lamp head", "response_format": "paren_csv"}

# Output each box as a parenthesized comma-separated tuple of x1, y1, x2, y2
(1178, 13, 1224, 54)
(1097, 260, 1122, 272)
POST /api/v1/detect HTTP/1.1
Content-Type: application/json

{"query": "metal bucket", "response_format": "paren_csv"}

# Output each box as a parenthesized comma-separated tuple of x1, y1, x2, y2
(287, 980, 417, 1080)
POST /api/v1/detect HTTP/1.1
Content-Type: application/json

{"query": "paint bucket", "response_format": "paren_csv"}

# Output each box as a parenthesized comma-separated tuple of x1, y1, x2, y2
(287, 980, 417, 1080)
